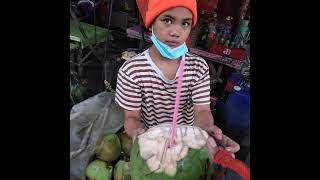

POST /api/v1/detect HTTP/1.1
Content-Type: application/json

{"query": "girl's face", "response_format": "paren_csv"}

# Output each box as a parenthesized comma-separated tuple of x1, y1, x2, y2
(152, 7, 193, 48)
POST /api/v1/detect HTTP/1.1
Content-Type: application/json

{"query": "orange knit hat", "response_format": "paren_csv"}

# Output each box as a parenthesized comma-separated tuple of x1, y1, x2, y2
(136, 0, 197, 28)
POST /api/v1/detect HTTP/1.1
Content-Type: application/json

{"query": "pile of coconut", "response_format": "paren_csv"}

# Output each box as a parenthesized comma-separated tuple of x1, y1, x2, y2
(86, 130, 132, 180)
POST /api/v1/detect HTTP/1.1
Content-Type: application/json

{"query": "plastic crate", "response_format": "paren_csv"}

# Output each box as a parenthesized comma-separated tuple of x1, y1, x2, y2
(224, 86, 250, 129)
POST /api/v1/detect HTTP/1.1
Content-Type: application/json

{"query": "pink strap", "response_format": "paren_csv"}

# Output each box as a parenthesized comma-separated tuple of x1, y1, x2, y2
(169, 56, 185, 147)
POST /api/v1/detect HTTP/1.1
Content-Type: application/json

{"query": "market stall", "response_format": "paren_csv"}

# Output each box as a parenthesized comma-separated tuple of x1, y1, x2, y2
(70, 0, 250, 179)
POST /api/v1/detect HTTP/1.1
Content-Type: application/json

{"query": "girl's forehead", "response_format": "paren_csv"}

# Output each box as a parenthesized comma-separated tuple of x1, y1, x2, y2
(159, 7, 193, 20)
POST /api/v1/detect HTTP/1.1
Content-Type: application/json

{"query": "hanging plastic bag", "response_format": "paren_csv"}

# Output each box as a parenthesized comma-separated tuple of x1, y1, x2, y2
(70, 92, 124, 180)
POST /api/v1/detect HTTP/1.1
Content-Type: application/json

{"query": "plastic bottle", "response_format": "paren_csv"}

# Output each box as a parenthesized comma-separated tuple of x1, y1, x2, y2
(189, 20, 202, 47)
(198, 11, 209, 48)
(224, 39, 230, 47)
(205, 12, 218, 49)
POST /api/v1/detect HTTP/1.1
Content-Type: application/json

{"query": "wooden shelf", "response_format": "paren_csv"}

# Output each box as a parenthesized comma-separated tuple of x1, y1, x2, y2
(126, 25, 151, 42)
(189, 48, 243, 70)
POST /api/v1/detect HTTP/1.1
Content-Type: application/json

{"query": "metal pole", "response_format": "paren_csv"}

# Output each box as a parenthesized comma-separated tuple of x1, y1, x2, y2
(103, 0, 113, 83)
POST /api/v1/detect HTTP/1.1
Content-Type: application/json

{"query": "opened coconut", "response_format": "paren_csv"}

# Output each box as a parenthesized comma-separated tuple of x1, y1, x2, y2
(113, 159, 131, 180)
(96, 133, 121, 162)
(86, 159, 113, 180)
(129, 124, 215, 180)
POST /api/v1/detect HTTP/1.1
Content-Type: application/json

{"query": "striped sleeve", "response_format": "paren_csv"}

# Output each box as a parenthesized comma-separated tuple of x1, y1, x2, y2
(191, 60, 211, 105)
(115, 67, 142, 111)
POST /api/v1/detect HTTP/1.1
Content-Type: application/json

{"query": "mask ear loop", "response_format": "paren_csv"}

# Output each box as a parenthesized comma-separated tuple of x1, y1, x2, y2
(151, 25, 156, 38)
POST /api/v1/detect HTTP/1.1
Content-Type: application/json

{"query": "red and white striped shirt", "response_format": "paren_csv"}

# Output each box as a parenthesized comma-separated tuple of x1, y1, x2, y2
(115, 49, 210, 128)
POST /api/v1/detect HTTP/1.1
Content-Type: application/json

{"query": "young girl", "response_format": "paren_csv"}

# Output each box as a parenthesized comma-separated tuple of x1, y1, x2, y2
(115, 0, 239, 154)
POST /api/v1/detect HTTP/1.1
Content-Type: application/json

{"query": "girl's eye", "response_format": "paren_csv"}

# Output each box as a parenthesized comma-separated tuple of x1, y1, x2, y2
(163, 19, 172, 24)
(182, 22, 190, 28)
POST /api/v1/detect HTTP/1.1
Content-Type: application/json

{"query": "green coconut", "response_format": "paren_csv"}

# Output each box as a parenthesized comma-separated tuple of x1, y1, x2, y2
(119, 131, 133, 156)
(96, 133, 121, 162)
(113, 159, 131, 180)
(129, 125, 215, 180)
(86, 159, 113, 180)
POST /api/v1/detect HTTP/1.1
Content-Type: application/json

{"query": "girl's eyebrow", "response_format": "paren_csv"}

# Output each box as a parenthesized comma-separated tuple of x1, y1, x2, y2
(162, 14, 174, 19)
(183, 18, 192, 21)
(162, 14, 192, 21)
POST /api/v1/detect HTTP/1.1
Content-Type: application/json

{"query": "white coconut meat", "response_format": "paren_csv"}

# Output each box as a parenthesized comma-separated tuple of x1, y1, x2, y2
(170, 143, 183, 161)
(139, 138, 158, 159)
(137, 125, 210, 177)
(146, 155, 161, 172)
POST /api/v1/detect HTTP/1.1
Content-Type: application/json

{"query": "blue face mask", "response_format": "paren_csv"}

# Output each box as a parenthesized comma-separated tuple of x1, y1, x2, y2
(150, 27, 188, 60)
